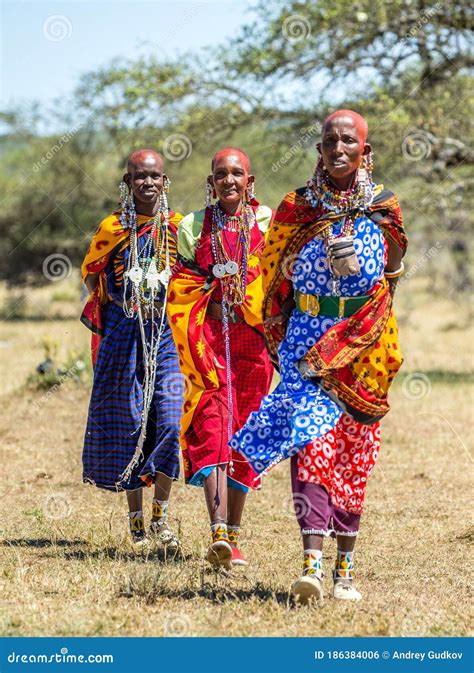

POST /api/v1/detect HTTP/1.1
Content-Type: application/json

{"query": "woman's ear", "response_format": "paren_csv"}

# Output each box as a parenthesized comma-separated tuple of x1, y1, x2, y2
(316, 142, 322, 155)
(363, 143, 372, 156)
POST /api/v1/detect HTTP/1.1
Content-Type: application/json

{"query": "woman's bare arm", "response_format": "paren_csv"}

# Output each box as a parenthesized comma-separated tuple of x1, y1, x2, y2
(385, 238, 404, 296)
(84, 272, 100, 294)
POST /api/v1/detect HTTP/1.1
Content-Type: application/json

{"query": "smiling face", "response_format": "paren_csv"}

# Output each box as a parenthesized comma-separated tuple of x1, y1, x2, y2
(209, 148, 254, 214)
(318, 111, 371, 190)
(124, 150, 166, 215)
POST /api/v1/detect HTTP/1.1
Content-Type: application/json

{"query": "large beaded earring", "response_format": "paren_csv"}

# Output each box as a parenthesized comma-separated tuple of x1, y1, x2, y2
(314, 156, 326, 189)
(119, 180, 131, 229)
(205, 181, 214, 207)
(127, 187, 137, 231)
(160, 176, 170, 225)
(246, 181, 256, 202)
(358, 151, 373, 184)
(364, 150, 374, 173)
(358, 151, 374, 205)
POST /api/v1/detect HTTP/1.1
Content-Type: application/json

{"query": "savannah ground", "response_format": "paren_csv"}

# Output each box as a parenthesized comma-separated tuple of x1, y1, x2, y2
(0, 278, 472, 637)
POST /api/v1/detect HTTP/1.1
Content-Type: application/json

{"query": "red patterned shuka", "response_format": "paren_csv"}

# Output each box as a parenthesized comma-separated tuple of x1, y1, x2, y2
(167, 203, 274, 490)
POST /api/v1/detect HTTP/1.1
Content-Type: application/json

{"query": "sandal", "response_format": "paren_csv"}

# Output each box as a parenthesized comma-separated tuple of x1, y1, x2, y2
(149, 521, 180, 550)
(206, 540, 232, 570)
(333, 578, 362, 601)
(291, 573, 324, 606)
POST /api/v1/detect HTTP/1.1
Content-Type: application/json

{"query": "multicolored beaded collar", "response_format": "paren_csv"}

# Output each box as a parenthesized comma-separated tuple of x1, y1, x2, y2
(305, 167, 375, 214)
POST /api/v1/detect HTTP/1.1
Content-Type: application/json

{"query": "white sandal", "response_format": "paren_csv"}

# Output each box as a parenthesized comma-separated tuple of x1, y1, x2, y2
(149, 522, 180, 550)
(333, 579, 362, 601)
(291, 573, 324, 606)
(206, 540, 232, 570)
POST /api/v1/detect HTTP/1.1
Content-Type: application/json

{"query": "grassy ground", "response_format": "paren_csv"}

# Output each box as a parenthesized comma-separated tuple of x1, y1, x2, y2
(0, 278, 472, 637)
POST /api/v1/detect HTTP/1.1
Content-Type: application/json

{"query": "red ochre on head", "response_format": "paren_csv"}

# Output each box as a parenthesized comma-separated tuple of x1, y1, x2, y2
(127, 149, 164, 172)
(211, 147, 251, 173)
(322, 109, 368, 144)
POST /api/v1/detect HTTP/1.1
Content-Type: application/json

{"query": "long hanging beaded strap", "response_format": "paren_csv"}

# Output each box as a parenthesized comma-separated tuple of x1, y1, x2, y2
(210, 205, 252, 462)
(221, 290, 234, 446)
(117, 213, 170, 487)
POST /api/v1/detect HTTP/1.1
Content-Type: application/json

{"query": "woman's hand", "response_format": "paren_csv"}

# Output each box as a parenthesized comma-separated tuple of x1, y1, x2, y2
(85, 272, 100, 294)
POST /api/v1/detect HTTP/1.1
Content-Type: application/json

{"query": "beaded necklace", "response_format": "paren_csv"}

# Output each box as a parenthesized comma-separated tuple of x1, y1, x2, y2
(210, 202, 252, 306)
(305, 168, 374, 214)
(210, 200, 254, 445)
(118, 206, 171, 486)
(305, 169, 375, 297)
(212, 205, 242, 233)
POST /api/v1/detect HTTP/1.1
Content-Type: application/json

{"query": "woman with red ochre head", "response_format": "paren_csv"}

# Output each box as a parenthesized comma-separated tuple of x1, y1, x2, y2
(232, 111, 407, 603)
(81, 149, 184, 550)
(167, 147, 274, 569)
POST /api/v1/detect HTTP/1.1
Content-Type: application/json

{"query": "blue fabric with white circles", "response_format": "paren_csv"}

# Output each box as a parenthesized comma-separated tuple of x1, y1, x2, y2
(230, 215, 386, 474)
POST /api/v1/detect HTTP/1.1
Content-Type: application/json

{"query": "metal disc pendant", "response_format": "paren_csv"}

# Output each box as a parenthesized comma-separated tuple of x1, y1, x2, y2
(158, 267, 171, 287)
(225, 261, 239, 276)
(212, 263, 226, 279)
(127, 265, 143, 286)
(145, 259, 160, 291)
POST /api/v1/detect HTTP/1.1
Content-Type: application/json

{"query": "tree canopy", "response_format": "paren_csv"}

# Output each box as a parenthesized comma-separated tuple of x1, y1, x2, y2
(1, 0, 472, 290)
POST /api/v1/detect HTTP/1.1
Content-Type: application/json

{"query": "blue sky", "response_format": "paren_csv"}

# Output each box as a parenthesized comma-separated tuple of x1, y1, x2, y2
(1, 0, 256, 106)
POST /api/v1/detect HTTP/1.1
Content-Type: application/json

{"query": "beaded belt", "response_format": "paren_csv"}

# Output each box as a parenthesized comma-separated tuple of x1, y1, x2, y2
(207, 301, 243, 323)
(294, 290, 370, 318)
(113, 298, 164, 317)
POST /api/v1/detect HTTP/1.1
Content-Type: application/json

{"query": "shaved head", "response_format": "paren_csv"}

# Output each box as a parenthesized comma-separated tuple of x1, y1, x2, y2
(322, 109, 368, 144)
(127, 149, 164, 173)
(123, 149, 167, 214)
(211, 147, 250, 173)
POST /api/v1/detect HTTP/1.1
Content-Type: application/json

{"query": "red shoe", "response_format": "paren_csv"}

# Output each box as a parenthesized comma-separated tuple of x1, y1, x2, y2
(231, 546, 248, 567)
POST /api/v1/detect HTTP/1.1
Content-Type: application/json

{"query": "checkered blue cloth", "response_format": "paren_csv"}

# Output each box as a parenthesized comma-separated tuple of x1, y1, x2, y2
(82, 301, 183, 491)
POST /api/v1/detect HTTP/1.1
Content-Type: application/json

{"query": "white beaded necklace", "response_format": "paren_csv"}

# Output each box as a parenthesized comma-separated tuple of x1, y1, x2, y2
(117, 198, 171, 487)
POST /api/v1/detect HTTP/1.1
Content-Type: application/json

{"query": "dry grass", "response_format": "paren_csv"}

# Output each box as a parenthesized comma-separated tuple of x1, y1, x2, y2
(0, 279, 472, 637)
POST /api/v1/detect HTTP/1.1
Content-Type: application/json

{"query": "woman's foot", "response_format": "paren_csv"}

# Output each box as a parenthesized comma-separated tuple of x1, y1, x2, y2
(333, 579, 362, 601)
(333, 550, 361, 599)
(227, 524, 248, 566)
(128, 511, 149, 547)
(291, 574, 324, 606)
(149, 521, 180, 551)
(130, 530, 149, 547)
(207, 523, 232, 569)
(207, 540, 233, 569)
(292, 548, 324, 605)
(230, 546, 248, 566)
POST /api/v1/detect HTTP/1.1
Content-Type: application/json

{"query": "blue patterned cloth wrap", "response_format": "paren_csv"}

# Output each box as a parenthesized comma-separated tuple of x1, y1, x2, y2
(82, 233, 184, 491)
(230, 215, 386, 474)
